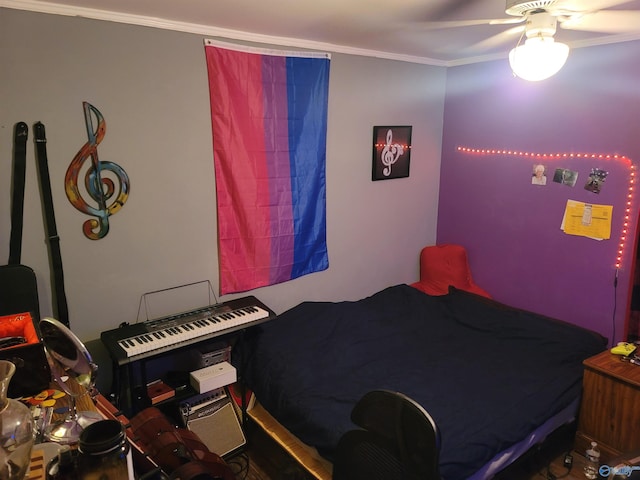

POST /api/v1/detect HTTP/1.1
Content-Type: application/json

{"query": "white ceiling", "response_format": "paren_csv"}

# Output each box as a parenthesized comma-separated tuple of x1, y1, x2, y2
(3, 0, 640, 65)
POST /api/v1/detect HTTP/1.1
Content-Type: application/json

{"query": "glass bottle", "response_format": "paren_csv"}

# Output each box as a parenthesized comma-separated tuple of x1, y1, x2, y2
(0, 360, 35, 480)
(584, 441, 600, 479)
(76, 419, 133, 479)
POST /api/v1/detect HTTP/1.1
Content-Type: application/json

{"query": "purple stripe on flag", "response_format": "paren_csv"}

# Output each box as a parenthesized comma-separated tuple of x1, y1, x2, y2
(261, 55, 294, 284)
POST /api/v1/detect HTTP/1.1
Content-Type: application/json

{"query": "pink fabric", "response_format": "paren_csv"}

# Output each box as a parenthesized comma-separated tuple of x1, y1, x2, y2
(411, 244, 491, 298)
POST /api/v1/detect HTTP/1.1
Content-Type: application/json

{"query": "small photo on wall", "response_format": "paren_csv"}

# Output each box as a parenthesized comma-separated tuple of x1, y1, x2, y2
(553, 168, 578, 187)
(531, 164, 547, 185)
(584, 168, 609, 194)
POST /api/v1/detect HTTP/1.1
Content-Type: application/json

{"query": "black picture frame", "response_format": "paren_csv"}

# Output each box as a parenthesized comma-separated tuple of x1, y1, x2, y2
(372, 125, 412, 181)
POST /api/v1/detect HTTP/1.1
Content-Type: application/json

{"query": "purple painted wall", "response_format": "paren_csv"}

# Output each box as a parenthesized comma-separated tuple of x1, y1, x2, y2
(438, 40, 640, 343)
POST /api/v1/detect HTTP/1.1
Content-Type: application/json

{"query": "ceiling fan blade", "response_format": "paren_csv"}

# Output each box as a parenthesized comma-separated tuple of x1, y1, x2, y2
(420, 17, 523, 30)
(468, 26, 525, 51)
(552, 0, 636, 13)
(560, 10, 640, 32)
(489, 17, 528, 25)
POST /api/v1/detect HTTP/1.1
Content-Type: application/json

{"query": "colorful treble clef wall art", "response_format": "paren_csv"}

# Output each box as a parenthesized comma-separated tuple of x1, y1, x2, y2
(65, 102, 130, 240)
(371, 125, 412, 181)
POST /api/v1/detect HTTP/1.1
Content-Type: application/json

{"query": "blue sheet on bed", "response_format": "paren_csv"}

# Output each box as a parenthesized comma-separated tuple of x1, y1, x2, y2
(236, 285, 606, 479)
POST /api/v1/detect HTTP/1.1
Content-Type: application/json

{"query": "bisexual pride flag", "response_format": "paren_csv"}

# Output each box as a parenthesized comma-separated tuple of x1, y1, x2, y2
(204, 40, 330, 294)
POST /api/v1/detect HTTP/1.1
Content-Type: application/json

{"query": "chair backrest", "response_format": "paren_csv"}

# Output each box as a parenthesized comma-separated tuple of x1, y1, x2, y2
(332, 390, 441, 480)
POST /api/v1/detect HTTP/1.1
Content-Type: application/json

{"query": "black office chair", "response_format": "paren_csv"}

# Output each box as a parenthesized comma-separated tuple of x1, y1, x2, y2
(332, 390, 441, 480)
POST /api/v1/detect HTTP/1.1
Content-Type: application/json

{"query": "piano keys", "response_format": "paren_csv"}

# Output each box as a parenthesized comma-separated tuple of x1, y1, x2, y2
(101, 295, 276, 365)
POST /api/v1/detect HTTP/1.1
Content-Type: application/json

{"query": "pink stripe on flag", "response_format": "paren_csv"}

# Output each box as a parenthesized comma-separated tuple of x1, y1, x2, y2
(206, 47, 272, 293)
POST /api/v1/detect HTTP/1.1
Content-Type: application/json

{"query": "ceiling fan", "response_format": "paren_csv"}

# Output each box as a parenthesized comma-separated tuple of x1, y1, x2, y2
(425, 0, 640, 81)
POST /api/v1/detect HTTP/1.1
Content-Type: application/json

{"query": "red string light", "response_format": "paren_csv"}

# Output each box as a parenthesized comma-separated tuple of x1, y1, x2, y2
(456, 146, 636, 269)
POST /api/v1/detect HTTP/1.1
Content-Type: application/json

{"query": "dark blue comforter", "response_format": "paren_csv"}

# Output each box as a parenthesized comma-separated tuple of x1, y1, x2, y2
(236, 285, 605, 479)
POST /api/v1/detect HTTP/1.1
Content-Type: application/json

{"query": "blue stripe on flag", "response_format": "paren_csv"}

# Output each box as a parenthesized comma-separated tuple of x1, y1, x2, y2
(286, 56, 330, 278)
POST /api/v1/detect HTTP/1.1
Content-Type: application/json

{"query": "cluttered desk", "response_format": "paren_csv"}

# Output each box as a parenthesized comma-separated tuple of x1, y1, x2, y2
(25, 385, 103, 480)
(0, 312, 130, 480)
(0, 309, 241, 480)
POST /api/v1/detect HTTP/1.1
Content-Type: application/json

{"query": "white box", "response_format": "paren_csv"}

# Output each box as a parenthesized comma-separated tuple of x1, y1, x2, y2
(189, 361, 237, 393)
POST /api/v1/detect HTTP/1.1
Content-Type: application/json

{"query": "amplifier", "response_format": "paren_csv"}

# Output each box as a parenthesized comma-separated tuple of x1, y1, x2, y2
(178, 389, 245, 458)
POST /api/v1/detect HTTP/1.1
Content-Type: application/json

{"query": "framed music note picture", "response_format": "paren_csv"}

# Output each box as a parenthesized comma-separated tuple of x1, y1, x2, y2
(372, 125, 412, 181)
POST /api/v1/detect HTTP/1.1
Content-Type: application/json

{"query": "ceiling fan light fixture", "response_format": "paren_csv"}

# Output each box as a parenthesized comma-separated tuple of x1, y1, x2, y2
(509, 35, 570, 82)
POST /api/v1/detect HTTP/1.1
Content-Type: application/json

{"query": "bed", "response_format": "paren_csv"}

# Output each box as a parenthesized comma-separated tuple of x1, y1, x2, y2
(234, 253, 606, 479)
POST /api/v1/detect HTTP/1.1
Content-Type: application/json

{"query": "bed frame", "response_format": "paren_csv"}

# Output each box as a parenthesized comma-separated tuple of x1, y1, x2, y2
(248, 401, 332, 479)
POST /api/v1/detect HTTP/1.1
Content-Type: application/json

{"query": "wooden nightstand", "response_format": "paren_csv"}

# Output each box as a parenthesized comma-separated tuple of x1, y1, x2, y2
(575, 350, 640, 462)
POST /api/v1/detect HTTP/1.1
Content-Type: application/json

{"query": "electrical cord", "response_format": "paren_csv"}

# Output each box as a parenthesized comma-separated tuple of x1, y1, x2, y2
(544, 451, 574, 479)
(612, 267, 619, 347)
(226, 452, 250, 480)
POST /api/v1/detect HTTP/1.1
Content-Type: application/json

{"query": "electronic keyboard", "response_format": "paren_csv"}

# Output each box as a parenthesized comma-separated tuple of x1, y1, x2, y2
(101, 296, 276, 365)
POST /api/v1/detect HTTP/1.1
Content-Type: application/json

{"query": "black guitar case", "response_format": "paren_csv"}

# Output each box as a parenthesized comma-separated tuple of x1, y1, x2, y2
(0, 264, 40, 320)
(0, 265, 51, 398)
(0, 122, 51, 398)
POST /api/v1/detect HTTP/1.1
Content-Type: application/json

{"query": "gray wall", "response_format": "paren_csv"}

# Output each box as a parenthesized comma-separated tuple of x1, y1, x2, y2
(0, 8, 446, 343)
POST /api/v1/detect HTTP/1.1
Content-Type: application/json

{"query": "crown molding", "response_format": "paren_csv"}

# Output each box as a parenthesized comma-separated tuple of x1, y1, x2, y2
(0, 0, 448, 66)
(3, 0, 639, 68)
